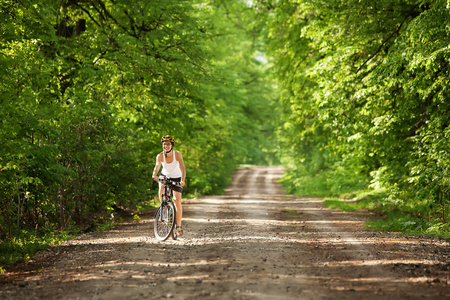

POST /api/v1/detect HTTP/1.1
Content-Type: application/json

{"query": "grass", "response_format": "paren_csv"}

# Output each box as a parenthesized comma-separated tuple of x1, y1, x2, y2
(323, 199, 364, 212)
(0, 200, 163, 274)
(322, 189, 450, 239)
(0, 219, 117, 274)
(0, 195, 176, 275)
(366, 212, 450, 239)
(0, 230, 75, 274)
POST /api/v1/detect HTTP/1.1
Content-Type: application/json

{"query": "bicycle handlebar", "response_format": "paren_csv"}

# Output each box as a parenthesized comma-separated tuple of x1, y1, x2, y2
(158, 175, 181, 186)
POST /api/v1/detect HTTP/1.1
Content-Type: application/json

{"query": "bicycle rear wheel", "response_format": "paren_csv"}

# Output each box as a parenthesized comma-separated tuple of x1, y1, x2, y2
(154, 202, 176, 241)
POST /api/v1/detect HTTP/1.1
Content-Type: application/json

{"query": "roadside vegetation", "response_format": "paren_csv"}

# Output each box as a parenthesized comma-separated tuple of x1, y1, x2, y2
(323, 190, 450, 239)
(2, 0, 449, 273)
(0, 0, 277, 272)
(260, 0, 450, 239)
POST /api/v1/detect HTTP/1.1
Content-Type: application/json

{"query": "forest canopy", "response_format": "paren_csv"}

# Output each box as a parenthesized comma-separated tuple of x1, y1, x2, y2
(256, 0, 450, 234)
(1, 0, 449, 245)
(0, 0, 276, 238)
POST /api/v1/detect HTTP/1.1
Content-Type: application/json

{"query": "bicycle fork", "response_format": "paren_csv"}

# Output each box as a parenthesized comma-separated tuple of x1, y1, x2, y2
(159, 199, 171, 222)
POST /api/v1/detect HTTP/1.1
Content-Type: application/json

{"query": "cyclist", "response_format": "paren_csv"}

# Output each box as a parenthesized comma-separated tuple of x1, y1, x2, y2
(152, 135, 186, 236)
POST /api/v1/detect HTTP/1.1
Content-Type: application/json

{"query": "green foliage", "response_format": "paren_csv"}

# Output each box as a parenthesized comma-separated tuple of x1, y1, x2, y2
(323, 189, 388, 212)
(323, 191, 450, 239)
(322, 199, 359, 213)
(367, 213, 450, 239)
(0, 0, 279, 259)
(0, 230, 76, 271)
(254, 0, 450, 236)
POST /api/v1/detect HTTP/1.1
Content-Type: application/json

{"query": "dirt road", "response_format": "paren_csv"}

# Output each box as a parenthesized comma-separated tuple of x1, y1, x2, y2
(1, 165, 449, 299)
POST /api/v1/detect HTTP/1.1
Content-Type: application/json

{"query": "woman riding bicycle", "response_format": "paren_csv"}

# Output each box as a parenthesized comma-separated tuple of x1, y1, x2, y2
(152, 135, 186, 236)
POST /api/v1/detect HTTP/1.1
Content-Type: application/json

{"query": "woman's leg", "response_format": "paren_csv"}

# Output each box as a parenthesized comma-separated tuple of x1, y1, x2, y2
(173, 190, 183, 228)
(158, 182, 164, 203)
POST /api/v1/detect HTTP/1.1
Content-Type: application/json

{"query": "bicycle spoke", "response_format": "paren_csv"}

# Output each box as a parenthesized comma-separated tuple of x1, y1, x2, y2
(154, 202, 176, 241)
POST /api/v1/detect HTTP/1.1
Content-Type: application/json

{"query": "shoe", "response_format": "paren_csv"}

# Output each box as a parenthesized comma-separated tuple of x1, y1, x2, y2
(176, 226, 183, 236)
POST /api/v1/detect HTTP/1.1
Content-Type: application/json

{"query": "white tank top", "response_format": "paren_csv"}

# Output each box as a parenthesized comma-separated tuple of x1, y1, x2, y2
(161, 151, 182, 178)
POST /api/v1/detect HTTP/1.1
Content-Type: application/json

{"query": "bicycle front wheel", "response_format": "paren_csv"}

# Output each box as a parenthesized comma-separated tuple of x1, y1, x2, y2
(154, 202, 176, 241)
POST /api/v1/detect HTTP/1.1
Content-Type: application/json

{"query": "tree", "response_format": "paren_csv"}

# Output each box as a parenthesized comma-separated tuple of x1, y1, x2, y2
(255, 0, 450, 226)
(0, 0, 279, 240)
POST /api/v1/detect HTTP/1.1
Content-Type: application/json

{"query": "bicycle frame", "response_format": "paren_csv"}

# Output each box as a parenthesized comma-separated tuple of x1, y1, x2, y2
(159, 174, 179, 200)
(157, 175, 180, 222)
(154, 175, 183, 241)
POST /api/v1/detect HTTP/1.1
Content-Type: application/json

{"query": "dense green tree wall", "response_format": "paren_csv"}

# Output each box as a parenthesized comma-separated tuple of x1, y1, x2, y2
(255, 0, 450, 225)
(5, 0, 448, 242)
(0, 0, 276, 239)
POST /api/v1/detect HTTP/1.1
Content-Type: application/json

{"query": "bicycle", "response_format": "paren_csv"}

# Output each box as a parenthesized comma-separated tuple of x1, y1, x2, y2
(154, 175, 183, 241)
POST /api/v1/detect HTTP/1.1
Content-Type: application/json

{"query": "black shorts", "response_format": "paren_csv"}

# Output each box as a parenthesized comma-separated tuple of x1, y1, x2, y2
(165, 177, 183, 193)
